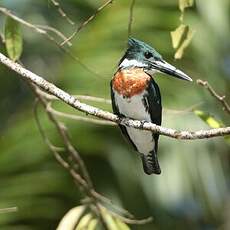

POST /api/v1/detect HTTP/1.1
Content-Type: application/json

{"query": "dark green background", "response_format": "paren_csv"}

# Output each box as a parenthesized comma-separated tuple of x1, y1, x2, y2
(0, 0, 230, 229)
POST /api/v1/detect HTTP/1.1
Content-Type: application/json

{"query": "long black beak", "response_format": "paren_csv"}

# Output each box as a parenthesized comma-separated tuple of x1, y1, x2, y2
(149, 60, 193, 82)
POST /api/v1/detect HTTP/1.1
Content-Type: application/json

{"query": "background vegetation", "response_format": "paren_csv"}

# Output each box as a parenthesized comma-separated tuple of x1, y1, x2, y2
(0, 0, 229, 229)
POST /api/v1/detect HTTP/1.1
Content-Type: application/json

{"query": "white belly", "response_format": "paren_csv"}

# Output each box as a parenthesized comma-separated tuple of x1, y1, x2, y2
(114, 90, 155, 154)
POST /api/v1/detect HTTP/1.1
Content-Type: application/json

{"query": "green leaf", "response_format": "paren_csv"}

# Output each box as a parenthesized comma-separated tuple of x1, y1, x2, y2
(57, 205, 86, 230)
(179, 0, 194, 12)
(4, 16, 23, 61)
(170, 24, 195, 59)
(194, 110, 223, 128)
(194, 110, 230, 144)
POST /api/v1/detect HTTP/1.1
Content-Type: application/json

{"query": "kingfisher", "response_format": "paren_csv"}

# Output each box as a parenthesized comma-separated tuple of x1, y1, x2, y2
(111, 38, 192, 175)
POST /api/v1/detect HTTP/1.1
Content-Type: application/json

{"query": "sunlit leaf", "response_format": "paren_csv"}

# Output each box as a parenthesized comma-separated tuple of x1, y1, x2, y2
(102, 211, 117, 230)
(76, 213, 93, 230)
(101, 207, 130, 230)
(171, 24, 195, 59)
(194, 110, 230, 144)
(115, 218, 130, 230)
(88, 219, 98, 230)
(179, 0, 194, 12)
(57, 205, 86, 230)
(4, 16, 23, 61)
(194, 110, 222, 128)
(171, 24, 188, 49)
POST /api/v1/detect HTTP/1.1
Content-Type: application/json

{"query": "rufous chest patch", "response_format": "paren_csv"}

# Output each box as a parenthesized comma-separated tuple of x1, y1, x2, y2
(112, 68, 151, 98)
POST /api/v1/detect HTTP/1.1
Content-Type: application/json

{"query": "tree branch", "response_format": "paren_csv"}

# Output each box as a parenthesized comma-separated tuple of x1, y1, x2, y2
(35, 24, 72, 46)
(39, 89, 203, 115)
(32, 82, 151, 228)
(39, 90, 111, 104)
(50, 0, 75, 25)
(47, 102, 115, 126)
(128, 0, 136, 38)
(0, 52, 229, 140)
(61, 0, 113, 46)
(0, 7, 102, 77)
(0, 7, 72, 47)
(30, 83, 111, 229)
(197, 79, 230, 115)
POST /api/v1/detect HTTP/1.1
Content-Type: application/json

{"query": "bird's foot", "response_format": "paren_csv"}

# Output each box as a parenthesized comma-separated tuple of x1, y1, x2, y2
(117, 114, 127, 124)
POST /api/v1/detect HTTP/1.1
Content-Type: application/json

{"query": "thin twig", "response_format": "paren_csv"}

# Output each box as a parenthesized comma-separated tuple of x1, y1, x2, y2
(50, 0, 75, 25)
(31, 83, 109, 229)
(109, 210, 152, 225)
(40, 89, 202, 116)
(33, 99, 65, 152)
(92, 191, 135, 219)
(0, 52, 229, 139)
(61, 0, 113, 46)
(0, 7, 103, 78)
(0, 7, 45, 34)
(48, 102, 200, 125)
(128, 0, 136, 38)
(197, 79, 230, 115)
(39, 90, 111, 104)
(34, 85, 143, 226)
(29, 82, 93, 189)
(164, 102, 204, 115)
(100, 205, 152, 226)
(47, 103, 115, 126)
(34, 107, 108, 228)
(34, 98, 89, 189)
(0, 7, 72, 46)
(35, 24, 72, 46)
(34, 97, 90, 190)
(41, 90, 202, 115)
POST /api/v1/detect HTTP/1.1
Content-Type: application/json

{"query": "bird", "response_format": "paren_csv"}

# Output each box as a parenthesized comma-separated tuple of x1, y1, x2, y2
(110, 38, 192, 175)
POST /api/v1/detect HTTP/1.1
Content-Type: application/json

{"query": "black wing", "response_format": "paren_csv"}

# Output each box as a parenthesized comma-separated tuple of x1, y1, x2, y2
(139, 77, 162, 174)
(143, 77, 162, 152)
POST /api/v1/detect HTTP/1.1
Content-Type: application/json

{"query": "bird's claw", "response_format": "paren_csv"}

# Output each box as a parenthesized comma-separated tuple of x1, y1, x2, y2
(118, 114, 127, 124)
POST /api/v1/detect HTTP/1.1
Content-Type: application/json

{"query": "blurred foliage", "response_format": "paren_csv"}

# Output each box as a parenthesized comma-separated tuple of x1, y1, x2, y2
(179, 0, 194, 12)
(0, 0, 230, 229)
(193, 110, 223, 128)
(171, 24, 195, 59)
(4, 16, 23, 61)
(171, 0, 195, 59)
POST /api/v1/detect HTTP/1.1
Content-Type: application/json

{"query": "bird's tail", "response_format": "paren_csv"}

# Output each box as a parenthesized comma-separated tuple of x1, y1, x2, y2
(141, 151, 161, 175)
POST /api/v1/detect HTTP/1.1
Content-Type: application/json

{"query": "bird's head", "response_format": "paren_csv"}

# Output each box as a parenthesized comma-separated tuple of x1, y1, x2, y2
(119, 38, 192, 82)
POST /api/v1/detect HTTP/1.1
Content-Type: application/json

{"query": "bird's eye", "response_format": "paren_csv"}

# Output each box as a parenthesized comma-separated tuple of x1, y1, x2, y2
(144, 51, 153, 59)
